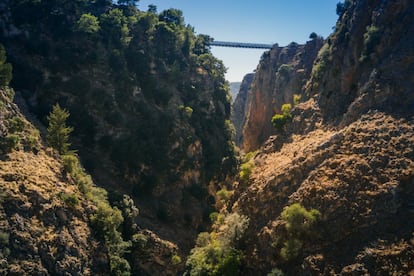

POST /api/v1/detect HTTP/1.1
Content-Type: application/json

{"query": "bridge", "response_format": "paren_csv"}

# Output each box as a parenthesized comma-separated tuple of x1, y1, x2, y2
(209, 40, 273, 49)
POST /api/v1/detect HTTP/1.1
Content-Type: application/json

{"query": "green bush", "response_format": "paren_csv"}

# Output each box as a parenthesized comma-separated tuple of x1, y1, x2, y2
(293, 94, 301, 106)
(8, 117, 25, 133)
(62, 154, 79, 174)
(59, 192, 79, 207)
(281, 203, 320, 235)
(271, 104, 292, 132)
(360, 25, 382, 62)
(278, 203, 321, 261)
(209, 212, 219, 223)
(268, 268, 284, 276)
(0, 232, 9, 245)
(186, 213, 248, 275)
(1, 134, 20, 152)
(280, 238, 302, 261)
(171, 254, 182, 265)
(216, 188, 231, 202)
(239, 161, 254, 184)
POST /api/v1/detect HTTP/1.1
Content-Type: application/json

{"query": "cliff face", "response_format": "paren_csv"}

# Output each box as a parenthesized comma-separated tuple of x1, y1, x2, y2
(231, 73, 254, 146)
(306, 0, 414, 125)
(242, 39, 323, 152)
(199, 0, 414, 274)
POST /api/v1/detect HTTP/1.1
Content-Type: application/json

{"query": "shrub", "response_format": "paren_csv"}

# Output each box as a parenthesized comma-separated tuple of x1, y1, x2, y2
(8, 117, 25, 133)
(278, 203, 321, 261)
(185, 106, 193, 118)
(360, 25, 382, 62)
(280, 238, 302, 261)
(1, 134, 20, 152)
(268, 268, 285, 276)
(186, 213, 248, 275)
(216, 188, 231, 202)
(239, 161, 254, 184)
(62, 154, 79, 174)
(293, 94, 301, 106)
(0, 232, 9, 245)
(171, 254, 182, 265)
(281, 203, 320, 235)
(59, 192, 79, 207)
(271, 104, 292, 132)
(209, 212, 219, 223)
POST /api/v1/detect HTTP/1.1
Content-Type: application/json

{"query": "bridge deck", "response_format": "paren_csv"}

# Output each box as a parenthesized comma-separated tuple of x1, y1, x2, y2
(210, 41, 273, 49)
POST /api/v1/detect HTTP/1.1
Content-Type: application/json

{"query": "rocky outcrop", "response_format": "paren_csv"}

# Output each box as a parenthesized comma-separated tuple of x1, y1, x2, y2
(306, 0, 414, 125)
(242, 38, 323, 152)
(231, 73, 254, 146)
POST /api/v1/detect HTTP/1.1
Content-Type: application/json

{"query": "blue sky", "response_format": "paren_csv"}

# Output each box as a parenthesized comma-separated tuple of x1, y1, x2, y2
(137, 0, 339, 82)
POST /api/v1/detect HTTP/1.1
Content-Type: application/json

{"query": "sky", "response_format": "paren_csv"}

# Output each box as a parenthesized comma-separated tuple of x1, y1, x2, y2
(137, 0, 340, 82)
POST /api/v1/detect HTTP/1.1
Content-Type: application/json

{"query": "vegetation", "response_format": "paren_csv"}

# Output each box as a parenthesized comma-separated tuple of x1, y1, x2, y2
(239, 152, 256, 185)
(271, 103, 292, 132)
(336, 0, 351, 17)
(185, 213, 249, 275)
(46, 104, 74, 155)
(76, 13, 100, 34)
(0, 134, 20, 153)
(279, 203, 320, 261)
(2, 0, 236, 203)
(360, 25, 382, 62)
(293, 94, 301, 106)
(0, 44, 12, 87)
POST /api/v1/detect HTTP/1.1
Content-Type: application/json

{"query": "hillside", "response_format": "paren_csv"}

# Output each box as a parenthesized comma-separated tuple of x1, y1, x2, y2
(0, 86, 110, 274)
(0, 0, 237, 253)
(187, 0, 414, 274)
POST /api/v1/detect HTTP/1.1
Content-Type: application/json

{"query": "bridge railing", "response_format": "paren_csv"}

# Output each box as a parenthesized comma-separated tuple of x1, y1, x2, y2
(209, 41, 273, 49)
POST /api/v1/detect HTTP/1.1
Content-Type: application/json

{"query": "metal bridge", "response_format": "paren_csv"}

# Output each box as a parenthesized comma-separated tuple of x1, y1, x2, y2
(209, 40, 273, 49)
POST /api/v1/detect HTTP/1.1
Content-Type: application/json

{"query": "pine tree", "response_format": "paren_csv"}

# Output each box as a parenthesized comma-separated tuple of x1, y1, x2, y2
(46, 104, 73, 155)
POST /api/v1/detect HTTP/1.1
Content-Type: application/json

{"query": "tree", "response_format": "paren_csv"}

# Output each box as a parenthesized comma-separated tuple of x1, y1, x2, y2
(309, 32, 318, 40)
(76, 13, 100, 34)
(46, 104, 73, 155)
(0, 44, 12, 87)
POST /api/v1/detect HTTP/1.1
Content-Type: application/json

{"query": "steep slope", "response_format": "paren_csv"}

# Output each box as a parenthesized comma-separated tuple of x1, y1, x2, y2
(242, 38, 323, 152)
(0, 88, 109, 275)
(231, 73, 254, 146)
(0, 0, 237, 251)
(186, 0, 414, 275)
(234, 112, 414, 274)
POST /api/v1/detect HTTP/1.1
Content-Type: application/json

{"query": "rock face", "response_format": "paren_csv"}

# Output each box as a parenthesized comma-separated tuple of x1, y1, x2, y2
(231, 73, 254, 146)
(218, 0, 414, 274)
(241, 38, 323, 152)
(306, 0, 414, 125)
(0, 89, 108, 275)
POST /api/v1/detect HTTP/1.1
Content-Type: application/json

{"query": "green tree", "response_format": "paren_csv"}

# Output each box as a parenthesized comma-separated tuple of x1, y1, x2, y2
(46, 104, 73, 155)
(309, 32, 318, 40)
(0, 44, 12, 87)
(76, 13, 100, 34)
